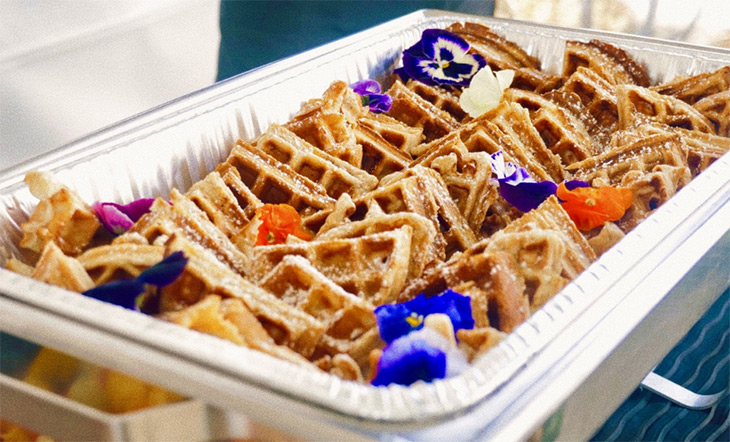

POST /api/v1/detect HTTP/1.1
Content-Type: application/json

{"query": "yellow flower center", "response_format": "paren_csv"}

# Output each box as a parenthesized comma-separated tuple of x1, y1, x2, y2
(405, 312, 423, 328)
(585, 197, 597, 207)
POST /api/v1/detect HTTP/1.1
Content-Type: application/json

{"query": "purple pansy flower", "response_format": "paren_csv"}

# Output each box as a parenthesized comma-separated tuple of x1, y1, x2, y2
(489, 151, 558, 213)
(371, 327, 469, 386)
(350, 79, 392, 113)
(374, 289, 474, 344)
(401, 29, 486, 86)
(82, 251, 188, 311)
(93, 198, 155, 235)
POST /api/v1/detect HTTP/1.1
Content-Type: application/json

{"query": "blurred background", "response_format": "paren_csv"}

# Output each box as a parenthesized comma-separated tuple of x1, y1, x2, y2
(2, 0, 730, 170)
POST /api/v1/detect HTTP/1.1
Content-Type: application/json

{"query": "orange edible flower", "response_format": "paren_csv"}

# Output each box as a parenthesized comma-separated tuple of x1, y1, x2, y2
(556, 182, 633, 231)
(255, 203, 312, 246)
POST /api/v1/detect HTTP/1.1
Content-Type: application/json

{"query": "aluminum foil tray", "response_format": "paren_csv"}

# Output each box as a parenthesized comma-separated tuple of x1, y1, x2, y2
(2, 10, 730, 441)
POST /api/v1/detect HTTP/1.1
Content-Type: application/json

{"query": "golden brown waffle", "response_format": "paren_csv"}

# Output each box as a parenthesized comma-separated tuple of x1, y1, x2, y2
(611, 121, 730, 176)
(504, 88, 600, 165)
(408, 132, 497, 232)
(385, 80, 460, 142)
(315, 204, 442, 282)
(400, 250, 529, 333)
(357, 112, 423, 154)
(568, 131, 691, 187)
(563, 39, 650, 87)
(162, 234, 326, 358)
(406, 80, 467, 122)
(495, 195, 596, 280)
(124, 193, 252, 278)
(616, 84, 717, 134)
(285, 81, 367, 167)
(159, 294, 312, 366)
(31, 241, 95, 292)
(217, 141, 336, 216)
(20, 171, 100, 256)
(457, 326, 506, 362)
(693, 90, 730, 137)
(569, 133, 692, 231)
(185, 171, 257, 241)
(377, 166, 478, 255)
(257, 254, 381, 377)
(254, 124, 377, 199)
(78, 243, 164, 286)
(651, 66, 730, 105)
(476, 101, 567, 182)
(557, 66, 620, 143)
(250, 226, 413, 307)
(446, 22, 539, 70)
(446, 22, 563, 93)
(351, 123, 412, 180)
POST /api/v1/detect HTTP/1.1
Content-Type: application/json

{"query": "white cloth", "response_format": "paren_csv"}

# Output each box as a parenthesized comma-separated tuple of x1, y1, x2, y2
(0, 0, 220, 171)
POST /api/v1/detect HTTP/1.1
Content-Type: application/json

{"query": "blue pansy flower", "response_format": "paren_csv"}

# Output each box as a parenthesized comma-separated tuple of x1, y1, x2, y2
(371, 327, 469, 386)
(93, 198, 155, 235)
(489, 151, 558, 213)
(82, 251, 188, 310)
(374, 289, 474, 344)
(350, 79, 392, 113)
(401, 28, 486, 86)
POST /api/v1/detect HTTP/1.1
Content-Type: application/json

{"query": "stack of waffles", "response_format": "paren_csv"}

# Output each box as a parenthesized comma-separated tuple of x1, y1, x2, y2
(11, 22, 730, 383)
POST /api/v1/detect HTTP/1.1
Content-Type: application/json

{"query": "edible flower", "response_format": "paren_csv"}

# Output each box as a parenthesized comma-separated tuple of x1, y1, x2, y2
(350, 79, 392, 113)
(459, 66, 515, 118)
(401, 28, 486, 86)
(93, 198, 155, 235)
(556, 181, 634, 231)
(82, 251, 188, 311)
(371, 326, 469, 386)
(255, 203, 312, 246)
(489, 151, 557, 212)
(374, 289, 474, 344)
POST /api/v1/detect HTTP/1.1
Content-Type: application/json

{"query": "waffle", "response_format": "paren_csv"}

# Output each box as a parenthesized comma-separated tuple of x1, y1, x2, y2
(20, 171, 100, 256)
(408, 132, 497, 232)
(385, 80, 460, 142)
(216, 141, 336, 216)
(456, 326, 506, 362)
(616, 84, 717, 134)
(124, 193, 252, 278)
(257, 255, 381, 376)
(31, 241, 95, 292)
(568, 131, 691, 187)
(185, 171, 258, 241)
(159, 294, 311, 366)
(399, 250, 529, 333)
(357, 112, 423, 154)
(477, 101, 567, 182)
(556, 66, 620, 145)
(447, 22, 540, 70)
(651, 66, 730, 105)
(504, 87, 600, 165)
(377, 166, 478, 255)
(351, 123, 412, 179)
(315, 204, 442, 281)
(78, 243, 165, 286)
(285, 81, 366, 167)
(253, 124, 377, 198)
(569, 132, 692, 231)
(693, 90, 730, 136)
(563, 39, 650, 87)
(250, 226, 413, 307)
(162, 233, 326, 358)
(406, 80, 468, 122)
(611, 121, 730, 176)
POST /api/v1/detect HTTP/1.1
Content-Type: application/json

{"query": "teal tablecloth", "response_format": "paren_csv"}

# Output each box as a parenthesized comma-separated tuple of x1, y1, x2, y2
(591, 288, 730, 441)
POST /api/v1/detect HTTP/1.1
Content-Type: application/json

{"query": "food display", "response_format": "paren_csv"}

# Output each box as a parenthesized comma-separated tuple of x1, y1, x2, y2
(5, 20, 730, 396)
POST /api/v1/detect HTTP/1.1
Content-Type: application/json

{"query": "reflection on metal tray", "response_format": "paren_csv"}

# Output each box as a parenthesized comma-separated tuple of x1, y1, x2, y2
(1, 9, 730, 441)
